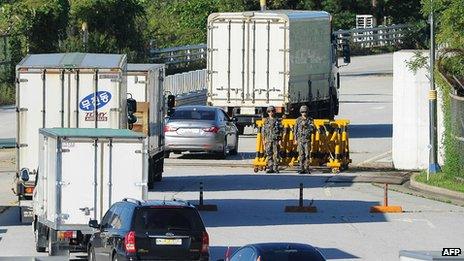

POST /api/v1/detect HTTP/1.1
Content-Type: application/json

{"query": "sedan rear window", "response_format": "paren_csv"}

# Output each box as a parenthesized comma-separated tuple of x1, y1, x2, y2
(262, 249, 325, 261)
(134, 207, 204, 232)
(170, 109, 216, 121)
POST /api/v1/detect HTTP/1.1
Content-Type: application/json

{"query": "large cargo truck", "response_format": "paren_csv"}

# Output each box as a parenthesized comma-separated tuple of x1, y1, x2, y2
(15, 54, 166, 223)
(206, 10, 350, 133)
(15, 53, 128, 222)
(127, 64, 165, 183)
(32, 128, 148, 256)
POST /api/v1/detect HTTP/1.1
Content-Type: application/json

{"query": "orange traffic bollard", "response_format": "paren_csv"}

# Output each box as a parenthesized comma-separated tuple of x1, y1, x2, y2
(370, 184, 403, 213)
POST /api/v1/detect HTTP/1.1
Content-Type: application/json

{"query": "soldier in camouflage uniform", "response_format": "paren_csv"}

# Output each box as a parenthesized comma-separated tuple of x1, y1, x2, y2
(262, 106, 282, 173)
(293, 105, 314, 174)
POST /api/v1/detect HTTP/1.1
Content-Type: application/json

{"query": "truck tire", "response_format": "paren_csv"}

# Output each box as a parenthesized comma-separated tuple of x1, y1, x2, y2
(229, 135, 239, 156)
(237, 125, 245, 135)
(34, 224, 46, 252)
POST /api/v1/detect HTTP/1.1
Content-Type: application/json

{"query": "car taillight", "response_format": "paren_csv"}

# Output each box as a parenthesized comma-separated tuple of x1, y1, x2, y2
(124, 231, 136, 254)
(164, 125, 178, 132)
(201, 231, 209, 254)
(203, 126, 219, 133)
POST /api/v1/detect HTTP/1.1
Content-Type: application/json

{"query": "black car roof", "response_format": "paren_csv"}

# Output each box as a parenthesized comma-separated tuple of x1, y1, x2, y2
(120, 198, 195, 208)
(251, 243, 318, 252)
(174, 105, 221, 111)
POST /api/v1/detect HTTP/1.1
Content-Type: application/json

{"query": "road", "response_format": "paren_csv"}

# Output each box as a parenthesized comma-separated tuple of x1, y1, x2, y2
(1, 166, 463, 260)
(2, 53, 462, 260)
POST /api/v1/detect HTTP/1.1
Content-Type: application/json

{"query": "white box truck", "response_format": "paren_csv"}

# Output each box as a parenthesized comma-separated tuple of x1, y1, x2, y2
(15, 54, 166, 222)
(127, 64, 166, 184)
(206, 10, 350, 133)
(15, 53, 128, 222)
(32, 128, 148, 256)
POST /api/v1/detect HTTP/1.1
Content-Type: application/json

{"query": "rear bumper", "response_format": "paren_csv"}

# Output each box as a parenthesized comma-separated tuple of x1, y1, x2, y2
(165, 135, 224, 152)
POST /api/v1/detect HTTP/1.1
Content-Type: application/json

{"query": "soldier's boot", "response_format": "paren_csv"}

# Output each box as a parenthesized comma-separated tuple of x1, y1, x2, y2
(274, 165, 280, 173)
(266, 168, 275, 174)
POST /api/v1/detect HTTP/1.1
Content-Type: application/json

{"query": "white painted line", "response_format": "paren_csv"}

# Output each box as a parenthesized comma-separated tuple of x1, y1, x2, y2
(358, 150, 392, 165)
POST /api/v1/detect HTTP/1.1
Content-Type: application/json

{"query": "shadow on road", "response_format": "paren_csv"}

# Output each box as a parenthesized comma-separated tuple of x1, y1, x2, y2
(0, 207, 30, 227)
(152, 174, 353, 192)
(196, 199, 386, 227)
(349, 124, 392, 138)
(172, 152, 256, 160)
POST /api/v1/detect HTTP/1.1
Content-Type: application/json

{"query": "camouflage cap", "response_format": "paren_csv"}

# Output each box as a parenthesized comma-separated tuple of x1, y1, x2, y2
(300, 105, 308, 113)
(266, 106, 276, 112)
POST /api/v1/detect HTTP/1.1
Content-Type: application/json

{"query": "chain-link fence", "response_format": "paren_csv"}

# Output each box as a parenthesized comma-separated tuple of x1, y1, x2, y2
(449, 93, 464, 176)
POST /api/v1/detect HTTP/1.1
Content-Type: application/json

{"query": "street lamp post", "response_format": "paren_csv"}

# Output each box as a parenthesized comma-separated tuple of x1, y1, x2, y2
(428, 0, 441, 176)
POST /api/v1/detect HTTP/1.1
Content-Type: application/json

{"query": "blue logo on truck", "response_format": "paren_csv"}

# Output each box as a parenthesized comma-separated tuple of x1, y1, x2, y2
(79, 91, 112, 111)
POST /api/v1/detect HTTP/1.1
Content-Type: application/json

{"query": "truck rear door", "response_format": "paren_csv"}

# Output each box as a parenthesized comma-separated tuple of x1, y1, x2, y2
(209, 16, 287, 105)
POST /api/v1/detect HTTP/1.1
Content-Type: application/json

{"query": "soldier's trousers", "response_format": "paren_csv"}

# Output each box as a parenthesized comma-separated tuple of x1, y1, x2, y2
(265, 141, 279, 170)
(298, 141, 311, 170)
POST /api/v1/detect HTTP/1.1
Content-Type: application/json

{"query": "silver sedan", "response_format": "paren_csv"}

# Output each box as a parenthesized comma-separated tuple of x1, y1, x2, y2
(164, 106, 239, 158)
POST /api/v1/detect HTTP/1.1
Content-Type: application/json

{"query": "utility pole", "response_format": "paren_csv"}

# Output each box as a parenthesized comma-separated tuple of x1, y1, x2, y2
(82, 22, 89, 52)
(260, 0, 266, 11)
(428, 0, 441, 176)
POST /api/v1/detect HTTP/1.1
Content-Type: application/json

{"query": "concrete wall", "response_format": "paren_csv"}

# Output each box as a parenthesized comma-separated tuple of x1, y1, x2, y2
(392, 50, 444, 170)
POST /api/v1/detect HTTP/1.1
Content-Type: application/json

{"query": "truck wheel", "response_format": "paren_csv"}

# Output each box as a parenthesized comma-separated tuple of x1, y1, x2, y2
(88, 246, 96, 261)
(35, 226, 46, 252)
(216, 139, 227, 159)
(237, 126, 245, 135)
(230, 135, 239, 156)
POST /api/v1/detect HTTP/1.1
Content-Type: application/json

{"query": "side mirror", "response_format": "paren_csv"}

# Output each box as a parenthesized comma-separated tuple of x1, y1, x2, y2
(20, 168, 30, 182)
(88, 219, 99, 229)
(167, 95, 175, 109)
(127, 97, 137, 114)
(127, 97, 138, 127)
(342, 43, 351, 64)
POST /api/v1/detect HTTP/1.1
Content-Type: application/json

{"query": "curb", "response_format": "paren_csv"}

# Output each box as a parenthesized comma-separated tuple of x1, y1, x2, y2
(409, 173, 464, 200)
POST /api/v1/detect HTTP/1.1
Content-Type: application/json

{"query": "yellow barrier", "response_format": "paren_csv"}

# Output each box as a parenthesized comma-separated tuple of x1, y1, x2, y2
(253, 118, 351, 173)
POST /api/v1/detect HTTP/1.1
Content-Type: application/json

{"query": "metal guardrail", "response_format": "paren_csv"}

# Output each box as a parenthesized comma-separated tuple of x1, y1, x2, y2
(334, 24, 409, 48)
(150, 24, 409, 66)
(165, 69, 207, 96)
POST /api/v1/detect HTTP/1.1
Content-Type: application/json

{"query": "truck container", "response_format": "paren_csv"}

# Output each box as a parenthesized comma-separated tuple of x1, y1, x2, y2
(207, 11, 345, 133)
(32, 128, 148, 256)
(15, 53, 128, 222)
(127, 64, 166, 184)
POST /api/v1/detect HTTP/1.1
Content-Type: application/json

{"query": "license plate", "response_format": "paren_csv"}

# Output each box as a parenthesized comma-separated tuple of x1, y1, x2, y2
(180, 128, 200, 135)
(155, 238, 182, 245)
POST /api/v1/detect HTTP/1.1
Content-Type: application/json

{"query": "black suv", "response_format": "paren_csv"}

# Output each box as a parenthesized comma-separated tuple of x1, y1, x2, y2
(87, 198, 210, 261)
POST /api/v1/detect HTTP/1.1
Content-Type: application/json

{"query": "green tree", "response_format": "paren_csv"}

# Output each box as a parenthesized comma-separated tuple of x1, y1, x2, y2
(62, 0, 147, 61)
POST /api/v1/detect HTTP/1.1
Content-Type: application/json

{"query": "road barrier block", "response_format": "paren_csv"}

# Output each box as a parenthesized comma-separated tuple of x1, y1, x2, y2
(253, 118, 351, 173)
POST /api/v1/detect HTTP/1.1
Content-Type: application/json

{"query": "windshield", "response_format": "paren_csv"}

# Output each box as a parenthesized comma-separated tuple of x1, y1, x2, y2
(170, 109, 216, 121)
(134, 207, 204, 232)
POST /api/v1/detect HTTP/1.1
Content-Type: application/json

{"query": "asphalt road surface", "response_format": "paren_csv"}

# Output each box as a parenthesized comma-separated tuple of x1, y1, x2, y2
(2, 54, 460, 261)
